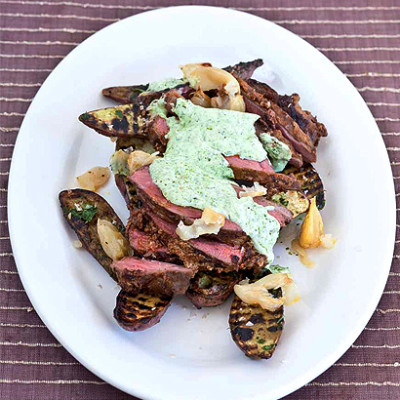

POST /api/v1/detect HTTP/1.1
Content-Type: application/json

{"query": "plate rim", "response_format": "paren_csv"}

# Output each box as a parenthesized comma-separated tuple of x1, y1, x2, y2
(7, 5, 396, 400)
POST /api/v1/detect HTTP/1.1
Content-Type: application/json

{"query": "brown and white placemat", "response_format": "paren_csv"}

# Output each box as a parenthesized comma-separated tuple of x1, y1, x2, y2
(0, 1, 399, 399)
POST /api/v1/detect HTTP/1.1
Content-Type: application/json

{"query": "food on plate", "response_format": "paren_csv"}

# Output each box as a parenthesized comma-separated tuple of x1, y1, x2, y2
(60, 59, 334, 359)
(230, 271, 285, 359)
(114, 290, 172, 331)
(59, 189, 125, 278)
(76, 166, 110, 191)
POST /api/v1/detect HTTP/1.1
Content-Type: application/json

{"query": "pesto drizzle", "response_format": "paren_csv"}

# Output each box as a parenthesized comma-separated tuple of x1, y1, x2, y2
(147, 78, 186, 92)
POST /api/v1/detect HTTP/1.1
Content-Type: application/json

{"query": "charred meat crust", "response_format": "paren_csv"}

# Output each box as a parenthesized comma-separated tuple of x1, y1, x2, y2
(223, 59, 264, 80)
(283, 163, 325, 209)
(242, 79, 327, 146)
(278, 94, 327, 146)
(114, 290, 172, 331)
(59, 189, 125, 280)
(186, 271, 240, 308)
(238, 77, 317, 165)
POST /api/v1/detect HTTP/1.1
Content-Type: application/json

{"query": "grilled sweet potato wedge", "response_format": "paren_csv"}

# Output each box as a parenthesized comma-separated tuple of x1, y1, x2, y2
(79, 103, 148, 138)
(271, 190, 310, 218)
(229, 290, 284, 359)
(103, 84, 148, 104)
(186, 271, 240, 308)
(102, 59, 264, 104)
(59, 189, 125, 279)
(114, 290, 172, 331)
(284, 163, 325, 209)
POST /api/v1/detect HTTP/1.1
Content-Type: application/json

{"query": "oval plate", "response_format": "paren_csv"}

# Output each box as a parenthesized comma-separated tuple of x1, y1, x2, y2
(8, 6, 396, 400)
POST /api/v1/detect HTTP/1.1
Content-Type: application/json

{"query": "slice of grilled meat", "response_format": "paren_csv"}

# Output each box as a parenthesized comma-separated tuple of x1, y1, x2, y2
(238, 77, 316, 165)
(283, 163, 325, 209)
(229, 292, 284, 359)
(59, 189, 125, 279)
(113, 256, 193, 296)
(114, 290, 172, 331)
(186, 271, 240, 308)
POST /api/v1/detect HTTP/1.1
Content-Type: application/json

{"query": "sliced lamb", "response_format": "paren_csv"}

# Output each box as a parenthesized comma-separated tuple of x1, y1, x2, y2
(130, 167, 293, 241)
(241, 79, 327, 146)
(128, 228, 171, 260)
(225, 155, 300, 193)
(238, 78, 316, 164)
(113, 256, 193, 296)
(147, 210, 244, 267)
(128, 208, 270, 274)
(129, 167, 245, 244)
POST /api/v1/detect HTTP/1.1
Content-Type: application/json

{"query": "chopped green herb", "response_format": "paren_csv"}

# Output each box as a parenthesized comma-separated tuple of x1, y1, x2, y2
(269, 264, 290, 274)
(257, 339, 266, 344)
(279, 198, 289, 207)
(80, 112, 90, 121)
(115, 109, 124, 119)
(69, 203, 97, 223)
(262, 344, 274, 351)
(198, 274, 213, 289)
(276, 316, 284, 325)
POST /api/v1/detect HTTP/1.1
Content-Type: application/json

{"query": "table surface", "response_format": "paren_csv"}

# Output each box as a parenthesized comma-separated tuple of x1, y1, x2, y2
(1, 1, 399, 399)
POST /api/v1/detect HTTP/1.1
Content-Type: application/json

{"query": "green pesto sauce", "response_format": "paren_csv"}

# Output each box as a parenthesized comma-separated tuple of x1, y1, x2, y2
(149, 98, 280, 261)
(147, 78, 186, 92)
(260, 133, 292, 172)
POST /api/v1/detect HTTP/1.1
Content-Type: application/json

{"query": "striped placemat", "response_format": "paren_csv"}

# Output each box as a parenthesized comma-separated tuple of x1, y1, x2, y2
(0, 1, 399, 399)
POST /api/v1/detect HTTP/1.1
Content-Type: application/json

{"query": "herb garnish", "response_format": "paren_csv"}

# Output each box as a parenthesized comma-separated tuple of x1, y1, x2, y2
(69, 203, 97, 223)
(262, 344, 274, 351)
(115, 109, 124, 119)
(80, 112, 90, 121)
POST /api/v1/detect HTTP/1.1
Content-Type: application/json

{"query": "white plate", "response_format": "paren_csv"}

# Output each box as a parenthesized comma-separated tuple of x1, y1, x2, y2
(8, 6, 396, 400)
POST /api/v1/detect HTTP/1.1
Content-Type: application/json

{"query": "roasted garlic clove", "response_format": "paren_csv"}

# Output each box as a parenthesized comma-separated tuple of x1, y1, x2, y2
(234, 273, 293, 312)
(76, 166, 110, 191)
(299, 197, 323, 248)
(97, 219, 132, 261)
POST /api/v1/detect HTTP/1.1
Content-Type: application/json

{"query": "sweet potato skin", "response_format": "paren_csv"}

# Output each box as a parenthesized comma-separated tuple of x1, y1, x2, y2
(284, 163, 325, 209)
(229, 293, 284, 359)
(186, 271, 240, 308)
(114, 290, 171, 331)
(59, 189, 125, 279)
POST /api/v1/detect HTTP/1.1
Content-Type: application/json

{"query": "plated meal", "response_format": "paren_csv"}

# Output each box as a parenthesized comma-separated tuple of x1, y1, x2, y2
(59, 59, 335, 359)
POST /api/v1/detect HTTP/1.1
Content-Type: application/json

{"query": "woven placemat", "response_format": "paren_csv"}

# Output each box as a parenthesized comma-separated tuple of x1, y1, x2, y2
(0, 1, 399, 399)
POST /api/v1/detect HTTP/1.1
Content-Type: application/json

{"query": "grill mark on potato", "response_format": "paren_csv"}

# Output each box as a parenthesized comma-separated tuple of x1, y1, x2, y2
(284, 163, 325, 209)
